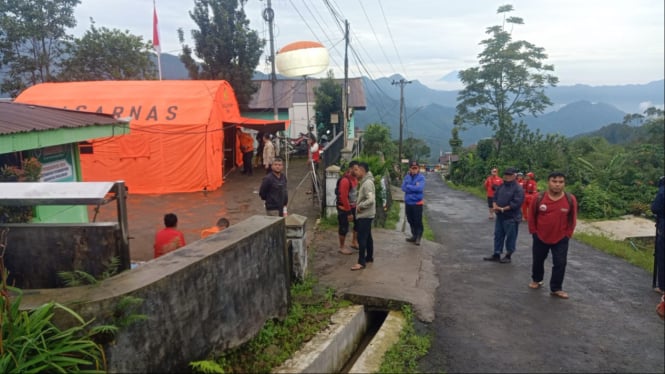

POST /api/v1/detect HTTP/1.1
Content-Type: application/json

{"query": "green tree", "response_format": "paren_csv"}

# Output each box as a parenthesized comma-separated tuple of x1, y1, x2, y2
(449, 126, 463, 155)
(58, 21, 157, 81)
(455, 4, 558, 156)
(401, 137, 431, 162)
(178, 0, 264, 110)
(362, 123, 397, 162)
(314, 70, 342, 135)
(0, 0, 80, 97)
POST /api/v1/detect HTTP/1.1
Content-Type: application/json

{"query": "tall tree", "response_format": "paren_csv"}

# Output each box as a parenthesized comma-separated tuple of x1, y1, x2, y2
(58, 21, 157, 81)
(455, 4, 558, 156)
(0, 0, 80, 97)
(314, 70, 342, 135)
(362, 123, 397, 162)
(178, 0, 264, 110)
(401, 137, 431, 162)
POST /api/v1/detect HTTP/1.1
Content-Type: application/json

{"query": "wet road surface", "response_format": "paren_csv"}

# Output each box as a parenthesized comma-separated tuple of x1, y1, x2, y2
(418, 173, 664, 373)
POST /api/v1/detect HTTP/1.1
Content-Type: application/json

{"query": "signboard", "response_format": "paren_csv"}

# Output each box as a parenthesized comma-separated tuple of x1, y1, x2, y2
(30, 144, 76, 182)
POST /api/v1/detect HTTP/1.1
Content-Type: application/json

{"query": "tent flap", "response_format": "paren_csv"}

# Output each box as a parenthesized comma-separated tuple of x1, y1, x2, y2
(226, 116, 290, 134)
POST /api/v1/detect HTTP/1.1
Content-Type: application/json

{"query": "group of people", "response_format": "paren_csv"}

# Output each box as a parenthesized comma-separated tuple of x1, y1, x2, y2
(484, 168, 538, 221)
(328, 160, 376, 271)
(483, 167, 578, 299)
(153, 214, 230, 259)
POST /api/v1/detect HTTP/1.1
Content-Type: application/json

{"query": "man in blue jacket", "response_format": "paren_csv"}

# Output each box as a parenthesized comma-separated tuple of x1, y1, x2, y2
(402, 160, 426, 245)
(484, 167, 524, 263)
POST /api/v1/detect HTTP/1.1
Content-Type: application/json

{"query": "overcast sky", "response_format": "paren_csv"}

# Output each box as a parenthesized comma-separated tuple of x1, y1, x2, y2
(73, 0, 664, 90)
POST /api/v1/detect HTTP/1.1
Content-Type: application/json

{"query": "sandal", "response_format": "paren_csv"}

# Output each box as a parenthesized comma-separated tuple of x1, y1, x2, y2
(338, 249, 353, 255)
(350, 264, 365, 271)
(528, 281, 543, 289)
(350, 244, 359, 250)
(550, 290, 569, 299)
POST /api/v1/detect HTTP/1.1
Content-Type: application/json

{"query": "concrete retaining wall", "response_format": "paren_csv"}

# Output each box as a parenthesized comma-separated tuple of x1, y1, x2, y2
(19, 215, 290, 373)
(1, 223, 130, 289)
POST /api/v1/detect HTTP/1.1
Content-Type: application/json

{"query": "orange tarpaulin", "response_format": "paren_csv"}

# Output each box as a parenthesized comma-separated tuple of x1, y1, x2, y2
(16, 80, 287, 194)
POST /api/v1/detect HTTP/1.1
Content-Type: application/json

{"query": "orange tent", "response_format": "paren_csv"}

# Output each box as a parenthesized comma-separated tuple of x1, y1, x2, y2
(16, 81, 287, 194)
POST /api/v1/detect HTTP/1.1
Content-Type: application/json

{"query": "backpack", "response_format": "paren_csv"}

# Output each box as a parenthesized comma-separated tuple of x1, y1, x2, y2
(534, 191, 575, 226)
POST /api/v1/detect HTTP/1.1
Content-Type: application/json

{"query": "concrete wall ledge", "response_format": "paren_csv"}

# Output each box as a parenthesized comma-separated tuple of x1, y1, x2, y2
(18, 215, 291, 373)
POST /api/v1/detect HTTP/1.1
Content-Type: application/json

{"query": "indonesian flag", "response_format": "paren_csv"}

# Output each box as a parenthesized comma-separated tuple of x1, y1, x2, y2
(153, 3, 161, 53)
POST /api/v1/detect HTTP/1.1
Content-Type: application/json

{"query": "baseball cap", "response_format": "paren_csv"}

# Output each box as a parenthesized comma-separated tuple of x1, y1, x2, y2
(503, 167, 517, 175)
(409, 160, 419, 167)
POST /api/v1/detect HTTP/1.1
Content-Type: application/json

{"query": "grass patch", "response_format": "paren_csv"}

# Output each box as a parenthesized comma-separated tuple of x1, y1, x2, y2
(379, 305, 432, 373)
(191, 275, 351, 373)
(445, 179, 486, 200)
(384, 201, 401, 230)
(573, 232, 655, 273)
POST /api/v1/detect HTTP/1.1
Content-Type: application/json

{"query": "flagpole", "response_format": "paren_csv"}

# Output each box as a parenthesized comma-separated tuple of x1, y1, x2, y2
(153, 0, 162, 80)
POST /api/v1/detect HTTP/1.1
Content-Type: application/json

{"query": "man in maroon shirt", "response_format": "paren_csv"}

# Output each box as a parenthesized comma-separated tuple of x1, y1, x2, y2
(337, 161, 359, 255)
(528, 171, 577, 299)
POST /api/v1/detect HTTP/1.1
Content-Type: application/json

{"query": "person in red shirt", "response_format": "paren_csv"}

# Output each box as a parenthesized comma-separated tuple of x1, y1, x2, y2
(522, 172, 538, 221)
(337, 161, 359, 255)
(528, 171, 577, 299)
(153, 213, 186, 258)
(483, 168, 503, 219)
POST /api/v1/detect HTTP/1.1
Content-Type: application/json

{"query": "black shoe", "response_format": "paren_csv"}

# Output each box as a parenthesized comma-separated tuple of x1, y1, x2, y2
(415, 237, 421, 246)
(499, 255, 511, 263)
(406, 237, 416, 243)
(483, 254, 500, 262)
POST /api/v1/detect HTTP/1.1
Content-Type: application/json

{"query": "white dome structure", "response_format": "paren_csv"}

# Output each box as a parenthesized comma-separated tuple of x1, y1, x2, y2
(275, 41, 329, 77)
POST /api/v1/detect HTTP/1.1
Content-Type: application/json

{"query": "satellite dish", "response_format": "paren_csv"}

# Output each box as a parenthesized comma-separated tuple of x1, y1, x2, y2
(276, 41, 329, 77)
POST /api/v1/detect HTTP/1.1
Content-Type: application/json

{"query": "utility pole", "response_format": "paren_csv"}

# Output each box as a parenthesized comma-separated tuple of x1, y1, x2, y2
(392, 78, 411, 173)
(264, 0, 278, 122)
(342, 20, 349, 150)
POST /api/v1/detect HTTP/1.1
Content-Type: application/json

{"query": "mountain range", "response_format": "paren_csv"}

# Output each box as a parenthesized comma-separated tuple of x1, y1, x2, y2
(3, 53, 663, 161)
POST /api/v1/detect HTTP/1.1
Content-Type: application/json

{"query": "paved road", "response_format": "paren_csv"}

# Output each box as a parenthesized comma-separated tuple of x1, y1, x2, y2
(418, 173, 664, 373)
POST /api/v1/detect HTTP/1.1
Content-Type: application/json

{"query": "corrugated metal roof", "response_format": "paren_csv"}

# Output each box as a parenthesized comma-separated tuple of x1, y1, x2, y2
(248, 78, 366, 111)
(0, 101, 126, 135)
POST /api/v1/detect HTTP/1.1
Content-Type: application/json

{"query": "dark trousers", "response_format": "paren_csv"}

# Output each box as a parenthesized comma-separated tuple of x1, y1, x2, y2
(356, 218, 374, 266)
(242, 151, 253, 175)
(531, 235, 569, 292)
(405, 204, 424, 239)
(655, 221, 664, 290)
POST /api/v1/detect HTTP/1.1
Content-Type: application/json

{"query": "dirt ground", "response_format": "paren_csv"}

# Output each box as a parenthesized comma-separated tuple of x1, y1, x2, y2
(89, 157, 321, 262)
(576, 215, 656, 240)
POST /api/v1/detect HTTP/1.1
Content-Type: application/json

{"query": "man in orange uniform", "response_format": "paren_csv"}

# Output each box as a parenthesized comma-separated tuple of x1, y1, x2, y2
(522, 172, 538, 221)
(236, 127, 255, 176)
(483, 168, 503, 219)
(200, 217, 230, 239)
(153, 213, 186, 258)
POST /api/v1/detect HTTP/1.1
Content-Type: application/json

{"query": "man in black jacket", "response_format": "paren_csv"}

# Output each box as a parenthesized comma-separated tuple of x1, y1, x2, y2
(259, 157, 288, 217)
(483, 167, 525, 263)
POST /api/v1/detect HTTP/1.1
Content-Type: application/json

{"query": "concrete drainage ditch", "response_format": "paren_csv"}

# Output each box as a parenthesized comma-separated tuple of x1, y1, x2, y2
(274, 305, 404, 373)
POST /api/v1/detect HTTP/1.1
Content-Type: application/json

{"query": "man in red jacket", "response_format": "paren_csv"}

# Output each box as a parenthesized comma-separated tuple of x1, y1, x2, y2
(337, 161, 359, 254)
(528, 171, 577, 299)
(522, 172, 538, 221)
(483, 168, 503, 219)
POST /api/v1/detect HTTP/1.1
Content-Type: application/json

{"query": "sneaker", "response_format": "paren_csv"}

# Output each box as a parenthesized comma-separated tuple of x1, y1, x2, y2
(483, 254, 500, 262)
(406, 237, 416, 243)
(499, 255, 511, 263)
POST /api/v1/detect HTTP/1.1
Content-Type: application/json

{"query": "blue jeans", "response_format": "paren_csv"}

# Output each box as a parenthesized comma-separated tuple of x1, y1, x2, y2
(493, 215, 519, 255)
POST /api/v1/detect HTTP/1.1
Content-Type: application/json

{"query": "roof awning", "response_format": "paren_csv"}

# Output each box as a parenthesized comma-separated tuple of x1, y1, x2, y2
(224, 116, 290, 133)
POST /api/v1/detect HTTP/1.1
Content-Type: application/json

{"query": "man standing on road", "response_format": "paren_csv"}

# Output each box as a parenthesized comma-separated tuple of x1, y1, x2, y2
(650, 176, 664, 294)
(337, 161, 359, 255)
(483, 167, 524, 263)
(351, 162, 375, 271)
(483, 168, 503, 219)
(402, 160, 426, 245)
(237, 127, 255, 176)
(259, 157, 288, 217)
(527, 171, 578, 299)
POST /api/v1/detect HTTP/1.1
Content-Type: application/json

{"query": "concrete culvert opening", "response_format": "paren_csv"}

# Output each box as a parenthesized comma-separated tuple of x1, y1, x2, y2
(274, 305, 405, 373)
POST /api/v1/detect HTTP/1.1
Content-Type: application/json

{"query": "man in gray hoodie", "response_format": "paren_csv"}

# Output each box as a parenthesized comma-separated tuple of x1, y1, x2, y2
(351, 162, 376, 271)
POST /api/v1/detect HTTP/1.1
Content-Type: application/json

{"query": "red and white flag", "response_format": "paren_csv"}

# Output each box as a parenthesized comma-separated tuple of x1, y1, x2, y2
(152, 3, 161, 53)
